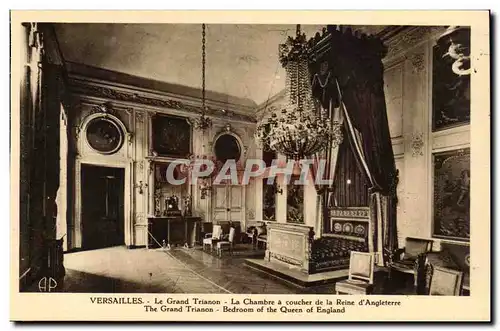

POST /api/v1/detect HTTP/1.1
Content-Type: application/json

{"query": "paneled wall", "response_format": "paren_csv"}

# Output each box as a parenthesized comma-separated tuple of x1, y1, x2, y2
(65, 65, 257, 250)
(383, 26, 470, 248)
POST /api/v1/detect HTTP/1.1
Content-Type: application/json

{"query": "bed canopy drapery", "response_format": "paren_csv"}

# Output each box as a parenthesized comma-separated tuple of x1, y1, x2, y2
(307, 25, 399, 265)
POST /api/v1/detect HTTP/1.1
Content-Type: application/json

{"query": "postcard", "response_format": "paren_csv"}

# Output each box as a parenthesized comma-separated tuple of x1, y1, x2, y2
(10, 10, 490, 322)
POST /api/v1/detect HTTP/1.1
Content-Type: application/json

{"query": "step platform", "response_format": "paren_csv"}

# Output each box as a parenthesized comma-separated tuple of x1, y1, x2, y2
(244, 258, 349, 288)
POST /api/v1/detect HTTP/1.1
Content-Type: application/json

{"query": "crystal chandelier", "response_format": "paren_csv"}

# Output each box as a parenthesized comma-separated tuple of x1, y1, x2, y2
(194, 23, 213, 131)
(256, 25, 342, 160)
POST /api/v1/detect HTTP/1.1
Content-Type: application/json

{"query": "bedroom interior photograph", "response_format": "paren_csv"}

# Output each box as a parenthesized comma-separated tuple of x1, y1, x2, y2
(18, 22, 471, 296)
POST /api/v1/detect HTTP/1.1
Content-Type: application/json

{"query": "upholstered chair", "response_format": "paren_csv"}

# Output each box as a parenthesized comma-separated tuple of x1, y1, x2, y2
(424, 242, 470, 295)
(202, 224, 222, 252)
(429, 266, 464, 296)
(216, 227, 236, 258)
(228, 220, 242, 243)
(254, 223, 268, 249)
(387, 237, 433, 291)
(335, 251, 375, 295)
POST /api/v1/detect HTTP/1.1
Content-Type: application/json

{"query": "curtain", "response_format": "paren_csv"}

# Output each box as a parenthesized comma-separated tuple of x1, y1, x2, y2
(309, 98, 343, 236)
(331, 124, 370, 208)
(334, 31, 398, 266)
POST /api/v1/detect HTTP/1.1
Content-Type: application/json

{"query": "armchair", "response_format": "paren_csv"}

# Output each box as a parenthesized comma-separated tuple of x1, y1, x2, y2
(335, 251, 375, 295)
(227, 221, 242, 243)
(202, 224, 223, 252)
(429, 266, 464, 296)
(424, 241, 470, 295)
(216, 227, 236, 258)
(387, 237, 433, 291)
(245, 222, 267, 249)
(254, 223, 268, 249)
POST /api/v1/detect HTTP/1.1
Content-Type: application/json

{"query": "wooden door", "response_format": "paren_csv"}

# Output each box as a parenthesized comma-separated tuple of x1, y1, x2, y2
(228, 185, 243, 222)
(212, 185, 228, 223)
(81, 165, 125, 250)
(212, 185, 243, 222)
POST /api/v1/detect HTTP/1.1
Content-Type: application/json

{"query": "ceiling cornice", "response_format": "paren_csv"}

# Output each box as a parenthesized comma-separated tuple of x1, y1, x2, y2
(65, 61, 258, 112)
(67, 75, 258, 123)
(376, 25, 412, 42)
(383, 25, 447, 60)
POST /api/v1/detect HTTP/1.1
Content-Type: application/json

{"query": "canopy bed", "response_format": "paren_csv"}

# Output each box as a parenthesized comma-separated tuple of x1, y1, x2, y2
(258, 25, 398, 274)
(308, 26, 399, 267)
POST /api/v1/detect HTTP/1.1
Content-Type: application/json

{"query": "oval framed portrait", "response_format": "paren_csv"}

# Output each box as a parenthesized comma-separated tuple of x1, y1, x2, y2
(85, 117, 124, 155)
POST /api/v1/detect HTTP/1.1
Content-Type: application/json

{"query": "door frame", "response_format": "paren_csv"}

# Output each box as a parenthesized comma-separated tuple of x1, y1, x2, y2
(72, 158, 132, 250)
(80, 164, 126, 249)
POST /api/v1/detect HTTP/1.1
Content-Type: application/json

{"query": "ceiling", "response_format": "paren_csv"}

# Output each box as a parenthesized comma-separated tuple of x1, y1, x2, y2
(54, 23, 387, 107)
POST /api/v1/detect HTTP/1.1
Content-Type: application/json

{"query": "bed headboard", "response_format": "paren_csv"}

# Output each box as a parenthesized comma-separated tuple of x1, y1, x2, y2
(327, 207, 370, 241)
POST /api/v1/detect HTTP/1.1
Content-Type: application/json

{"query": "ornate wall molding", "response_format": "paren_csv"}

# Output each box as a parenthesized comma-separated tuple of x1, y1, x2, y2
(73, 125, 81, 142)
(134, 212, 146, 225)
(135, 110, 145, 123)
(385, 26, 445, 60)
(408, 52, 426, 73)
(89, 102, 115, 116)
(147, 159, 155, 175)
(127, 132, 134, 145)
(69, 79, 257, 123)
(411, 132, 425, 157)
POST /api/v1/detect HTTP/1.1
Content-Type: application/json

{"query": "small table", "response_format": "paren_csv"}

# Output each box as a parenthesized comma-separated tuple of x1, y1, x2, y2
(147, 216, 202, 248)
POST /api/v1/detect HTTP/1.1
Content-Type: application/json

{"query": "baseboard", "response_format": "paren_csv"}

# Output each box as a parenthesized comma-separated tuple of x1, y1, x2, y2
(64, 247, 84, 254)
(127, 245, 147, 249)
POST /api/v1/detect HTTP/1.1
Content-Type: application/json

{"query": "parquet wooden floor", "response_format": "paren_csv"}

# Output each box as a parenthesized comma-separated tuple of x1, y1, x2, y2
(62, 246, 413, 294)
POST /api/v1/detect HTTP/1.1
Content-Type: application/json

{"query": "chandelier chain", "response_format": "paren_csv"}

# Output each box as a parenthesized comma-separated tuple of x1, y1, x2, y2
(202, 23, 206, 112)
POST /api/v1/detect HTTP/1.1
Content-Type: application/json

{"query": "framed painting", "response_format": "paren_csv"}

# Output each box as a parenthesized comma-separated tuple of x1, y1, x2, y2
(151, 114, 191, 157)
(432, 26, 471, 131)
(432, 148, 470, 241)
(287, 176, 304, 224)
(262, 179, 276, 221)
